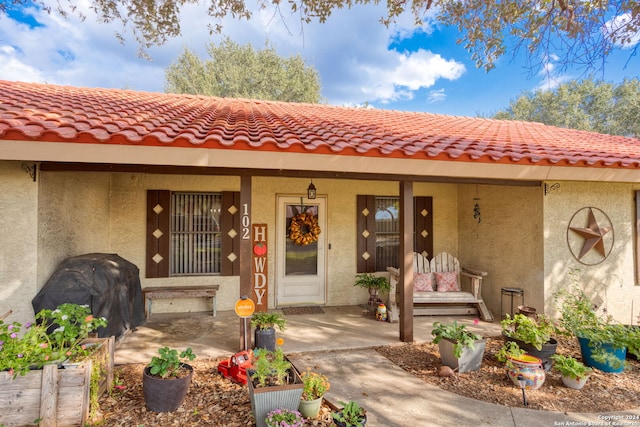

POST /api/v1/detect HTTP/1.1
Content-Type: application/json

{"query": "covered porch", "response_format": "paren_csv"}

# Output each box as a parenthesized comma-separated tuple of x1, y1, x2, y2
(113, 306, 502, 365)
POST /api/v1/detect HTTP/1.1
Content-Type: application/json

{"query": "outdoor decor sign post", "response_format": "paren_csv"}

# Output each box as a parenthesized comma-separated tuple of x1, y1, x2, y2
(252, 224, 268, 312)
(235, 297, 256, 351)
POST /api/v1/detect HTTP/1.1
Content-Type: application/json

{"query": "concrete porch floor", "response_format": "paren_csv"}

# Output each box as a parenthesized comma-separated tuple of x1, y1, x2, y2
(114, 305, 502, 365)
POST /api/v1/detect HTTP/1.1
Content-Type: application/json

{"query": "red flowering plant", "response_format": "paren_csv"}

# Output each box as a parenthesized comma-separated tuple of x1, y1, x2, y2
(0, 303, 107, 377)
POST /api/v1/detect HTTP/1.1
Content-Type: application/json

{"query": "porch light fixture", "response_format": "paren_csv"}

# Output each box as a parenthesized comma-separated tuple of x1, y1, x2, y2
(307, 179, 317, 199)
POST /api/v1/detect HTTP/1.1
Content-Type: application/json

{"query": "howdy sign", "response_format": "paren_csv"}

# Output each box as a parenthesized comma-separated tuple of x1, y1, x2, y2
(252, 224, 268, 311)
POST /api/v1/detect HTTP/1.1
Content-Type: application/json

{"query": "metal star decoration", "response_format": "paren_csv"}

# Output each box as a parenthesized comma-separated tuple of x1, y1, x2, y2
(569, 208, 612, 260)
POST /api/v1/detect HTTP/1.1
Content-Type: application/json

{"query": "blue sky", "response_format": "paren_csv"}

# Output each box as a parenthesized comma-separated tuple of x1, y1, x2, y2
(0, 2, 638, 117)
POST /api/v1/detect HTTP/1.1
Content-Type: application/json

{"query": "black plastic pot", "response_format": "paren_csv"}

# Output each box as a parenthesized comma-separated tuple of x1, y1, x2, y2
(142, 363, 193, 412)
(255, 327, 276, 351)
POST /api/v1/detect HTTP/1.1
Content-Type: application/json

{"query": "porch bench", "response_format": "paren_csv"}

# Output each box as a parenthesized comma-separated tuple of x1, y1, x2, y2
(142, 285, 219, 319)
(386, 252, 493, 322)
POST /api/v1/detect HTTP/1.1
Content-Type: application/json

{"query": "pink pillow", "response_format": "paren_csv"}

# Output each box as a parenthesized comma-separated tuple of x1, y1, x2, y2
(413, 273, 435, 292)
(435, 272, 460, 292)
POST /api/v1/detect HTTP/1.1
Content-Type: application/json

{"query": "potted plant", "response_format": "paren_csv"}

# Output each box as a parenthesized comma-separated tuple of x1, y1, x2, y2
(554, 275, 640, 372)
(248, 348, 304, 427)
(332, 400, 367, 427)
(142, 346, 196, 412)
(298, 368, 330, 419)
(496, 341, 526, 363)
(496, 341, 546, 390)
(265, 407, 305, 427)
(551, 354, 593, 390)
(0, 304, 112, 426)
(501, 313, 558, 371)
(431, 320, 486, 373)
(354, 273, 391, 307)
(251, 311, 287, 351)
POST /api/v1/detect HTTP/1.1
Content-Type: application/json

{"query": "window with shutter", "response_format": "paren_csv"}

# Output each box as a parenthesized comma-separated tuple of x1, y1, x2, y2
(146, 190, 240, 277)
(356, 195, 433, 272)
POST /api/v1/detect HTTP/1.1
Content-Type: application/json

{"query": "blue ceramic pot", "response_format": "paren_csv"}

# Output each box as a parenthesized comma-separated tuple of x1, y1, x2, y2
(578, 336, 626, 373)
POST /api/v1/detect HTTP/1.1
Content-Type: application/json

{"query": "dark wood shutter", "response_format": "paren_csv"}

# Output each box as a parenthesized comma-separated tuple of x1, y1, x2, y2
(356, 195, 433, 273)
(356, 195, 377, 273)
(146, 190, 170, 278)
(414, 196, 433, 259)
(221, 191, 241, 276)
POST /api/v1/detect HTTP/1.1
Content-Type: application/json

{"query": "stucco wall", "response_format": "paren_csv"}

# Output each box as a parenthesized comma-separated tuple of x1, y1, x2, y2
(31, 172, 463, 314)
(37, 171, 112, 288)
(0, 161, 39, 325)
(109, 173, 241, 313)
(251, 178, 459, 308)
(543, 181, 640, 325)
(458, 184, 544, 319)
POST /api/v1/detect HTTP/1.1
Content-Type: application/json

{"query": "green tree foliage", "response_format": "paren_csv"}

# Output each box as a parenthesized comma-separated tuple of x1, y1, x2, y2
(3, 1, 639, 72)
(494, 78, 640, 138)
(164, 38, 322, 103)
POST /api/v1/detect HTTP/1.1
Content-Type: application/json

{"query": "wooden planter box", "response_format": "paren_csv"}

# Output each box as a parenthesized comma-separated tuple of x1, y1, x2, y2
(0, 336, 114, 427)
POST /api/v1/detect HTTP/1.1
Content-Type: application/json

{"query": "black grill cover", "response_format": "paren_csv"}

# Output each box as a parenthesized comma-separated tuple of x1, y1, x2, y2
(32, 253, 145, 339)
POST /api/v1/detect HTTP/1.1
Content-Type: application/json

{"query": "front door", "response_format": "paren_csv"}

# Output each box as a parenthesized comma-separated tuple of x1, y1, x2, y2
(276, 195, 327, 306)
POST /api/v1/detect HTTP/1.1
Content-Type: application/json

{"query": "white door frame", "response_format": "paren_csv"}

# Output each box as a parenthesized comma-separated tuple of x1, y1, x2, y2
(275, 195, 327, 307)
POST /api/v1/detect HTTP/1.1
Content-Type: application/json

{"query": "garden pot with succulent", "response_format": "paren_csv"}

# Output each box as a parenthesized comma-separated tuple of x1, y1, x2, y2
(431, 320, 486, 373)
(248, 348, 304, 427)
(332, 400, 367, 427)
(142, 346, 196, 412)
(554, 273, 640, 373)
(251, 312, 287, 351)
(298, 368, 330, 419)
(551, 354, 592, 390)
(501, 313, 558, 371)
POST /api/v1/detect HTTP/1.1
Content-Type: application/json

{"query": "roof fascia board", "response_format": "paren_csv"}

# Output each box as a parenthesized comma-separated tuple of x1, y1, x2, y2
(38, 162, 541, 187)
(3, 140, 640, 184)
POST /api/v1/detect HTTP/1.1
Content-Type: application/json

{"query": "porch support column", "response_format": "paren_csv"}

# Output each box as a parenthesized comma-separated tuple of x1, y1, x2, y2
(399, 180, 414, 343)
(239, 175, 252, 350)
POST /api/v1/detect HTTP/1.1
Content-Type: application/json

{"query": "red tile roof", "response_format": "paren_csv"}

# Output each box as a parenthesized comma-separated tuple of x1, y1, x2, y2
(1, 80, 640, 169)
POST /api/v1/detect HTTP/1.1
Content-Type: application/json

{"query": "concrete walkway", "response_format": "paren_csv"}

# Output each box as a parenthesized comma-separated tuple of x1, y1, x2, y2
(114, 306, 640, 426)
(288, 349, 640, 426)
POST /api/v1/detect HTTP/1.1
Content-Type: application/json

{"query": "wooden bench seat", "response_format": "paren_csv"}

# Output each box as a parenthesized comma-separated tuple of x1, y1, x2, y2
(386, 252, 493, 322)
(142, 285, 220, 319)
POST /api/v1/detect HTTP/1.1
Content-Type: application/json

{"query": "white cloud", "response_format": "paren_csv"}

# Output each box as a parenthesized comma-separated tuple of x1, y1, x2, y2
(0, 1, 465, 108)
(359, 49, 465, 104)
(427, 88, 446, 103)
(604, 13, 640, 48)
(535, 54, 571, 91)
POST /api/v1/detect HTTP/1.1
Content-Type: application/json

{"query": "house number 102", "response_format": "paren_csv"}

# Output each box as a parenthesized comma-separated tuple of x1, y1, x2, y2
(242, 203, 250, 239)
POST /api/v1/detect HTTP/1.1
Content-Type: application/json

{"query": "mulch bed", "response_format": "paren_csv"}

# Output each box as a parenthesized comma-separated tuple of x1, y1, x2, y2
(96, 335, 640, 425)
(375, 335, 640, 413)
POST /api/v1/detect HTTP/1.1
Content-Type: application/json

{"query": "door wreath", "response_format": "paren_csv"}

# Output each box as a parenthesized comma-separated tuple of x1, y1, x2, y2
(289, 212, 321, 245)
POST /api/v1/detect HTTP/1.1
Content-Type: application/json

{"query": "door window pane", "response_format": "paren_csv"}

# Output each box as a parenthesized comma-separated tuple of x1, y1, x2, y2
(285, 204, 318, 275)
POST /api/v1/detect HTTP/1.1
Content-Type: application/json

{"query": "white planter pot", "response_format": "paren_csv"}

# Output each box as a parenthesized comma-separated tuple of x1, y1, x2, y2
(438, 338, 486, 373)
(561, 374, 589, 390)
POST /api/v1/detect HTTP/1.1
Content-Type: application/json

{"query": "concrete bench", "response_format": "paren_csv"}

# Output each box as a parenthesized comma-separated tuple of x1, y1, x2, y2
(142, 285, 220, 319)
